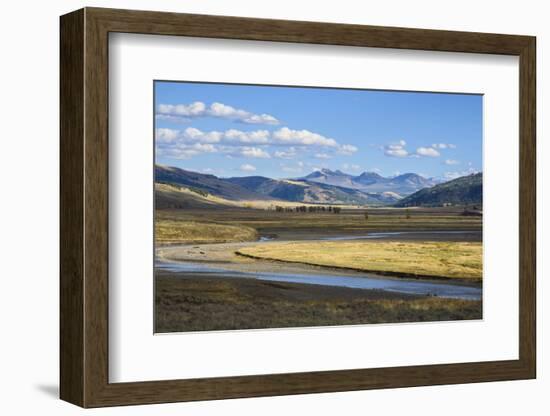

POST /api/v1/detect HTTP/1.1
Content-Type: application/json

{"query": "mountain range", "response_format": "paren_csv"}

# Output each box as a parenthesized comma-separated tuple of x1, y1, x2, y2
(155, 165, 481, 208)
(302, 168, 441, 195)
(156, 165, 402, 207)
(225, 175, 400, 205)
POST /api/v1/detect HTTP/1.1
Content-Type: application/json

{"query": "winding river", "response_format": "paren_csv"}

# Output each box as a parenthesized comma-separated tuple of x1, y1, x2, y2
(156, 230, 482, 301)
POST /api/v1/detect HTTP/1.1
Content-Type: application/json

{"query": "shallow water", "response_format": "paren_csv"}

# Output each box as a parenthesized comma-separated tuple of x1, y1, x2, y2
(321, 230, 481, 241)
(156, 260, 482, 301)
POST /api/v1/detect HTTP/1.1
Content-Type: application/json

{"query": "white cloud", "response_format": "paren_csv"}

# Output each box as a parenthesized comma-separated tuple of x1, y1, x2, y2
(191, 143, 217, 152)
(337, 144, 358, 155)
(158, 127, 347, 150)
(159, 127, 274, 146)
(223, 129, 270, 144)
(208, 102, 247, 118)
(156, 101, 280, 125)
(236, 147, 271, 159)
(155, 128, 180, 143)
(416, 147, 441, 157)
(183, 127, 223, 143)
(192, 143, 217, 153)
(384, 143, 409, 157)
(272, 127, 337, 147)
(156, 129, 271, 159)
(240, 164, 257, 172)
(157, 102, 206, 117)
(432, 143, 457, 149)
(241, 113, 279, 125)
(157, 125, 358, 162)
(383, 140, 410, 157)
(158, 142, 218, 159)
(209, 102, 278, 124)
(209, 102, 279, 125)
(274, 147, 298, 159)
(382, 140, 448, 159)
(445, 159, 460, 165)
(385, 149, 409, 157)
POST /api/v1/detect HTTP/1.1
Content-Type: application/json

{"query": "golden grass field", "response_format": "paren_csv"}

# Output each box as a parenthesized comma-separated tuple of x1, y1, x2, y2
(237, 241, 482, 281)
(155, 218, 258, 244)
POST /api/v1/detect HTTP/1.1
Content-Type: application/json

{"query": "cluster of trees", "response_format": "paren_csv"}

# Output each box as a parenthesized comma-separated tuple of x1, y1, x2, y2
(268, 206, 419, 221)
(274, 205, 342, 214)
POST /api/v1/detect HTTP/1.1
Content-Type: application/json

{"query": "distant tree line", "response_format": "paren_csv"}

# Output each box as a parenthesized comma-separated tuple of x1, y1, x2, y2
(274, 205, 341, 214)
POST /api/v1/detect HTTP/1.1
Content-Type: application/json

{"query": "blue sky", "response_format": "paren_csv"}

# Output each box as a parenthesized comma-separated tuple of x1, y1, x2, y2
(155, 81, 482, 180)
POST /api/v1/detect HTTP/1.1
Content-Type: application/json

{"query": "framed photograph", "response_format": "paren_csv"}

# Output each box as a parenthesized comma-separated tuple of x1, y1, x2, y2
(60, 7, 536, 408)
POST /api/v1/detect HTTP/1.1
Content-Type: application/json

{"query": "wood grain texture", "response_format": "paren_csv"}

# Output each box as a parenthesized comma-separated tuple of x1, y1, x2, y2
(88, 7, 532, 54)
(59, 7, 537, 408)
(83, 10, 110, 406)
(518, 38, 536, 376)
(59, 8, 84, 406)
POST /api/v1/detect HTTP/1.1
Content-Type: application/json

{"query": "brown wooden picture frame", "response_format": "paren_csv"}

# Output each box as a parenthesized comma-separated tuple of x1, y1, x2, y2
(60, 7, 536, 408)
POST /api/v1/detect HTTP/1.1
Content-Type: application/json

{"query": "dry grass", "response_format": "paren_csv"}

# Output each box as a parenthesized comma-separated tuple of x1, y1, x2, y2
(237, 241, 482, 280)
(156, 219, 258, 244)
(155, 274, 482, 332)
(156, 206, 483, 235)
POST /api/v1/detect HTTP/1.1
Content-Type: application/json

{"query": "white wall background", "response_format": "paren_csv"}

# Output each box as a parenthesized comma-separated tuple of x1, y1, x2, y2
(0, 0, 546, 414)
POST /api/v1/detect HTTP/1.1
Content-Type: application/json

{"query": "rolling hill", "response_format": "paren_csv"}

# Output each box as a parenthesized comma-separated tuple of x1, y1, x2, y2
(155, 165, 270, 201)
(394, 173, 482, 207)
